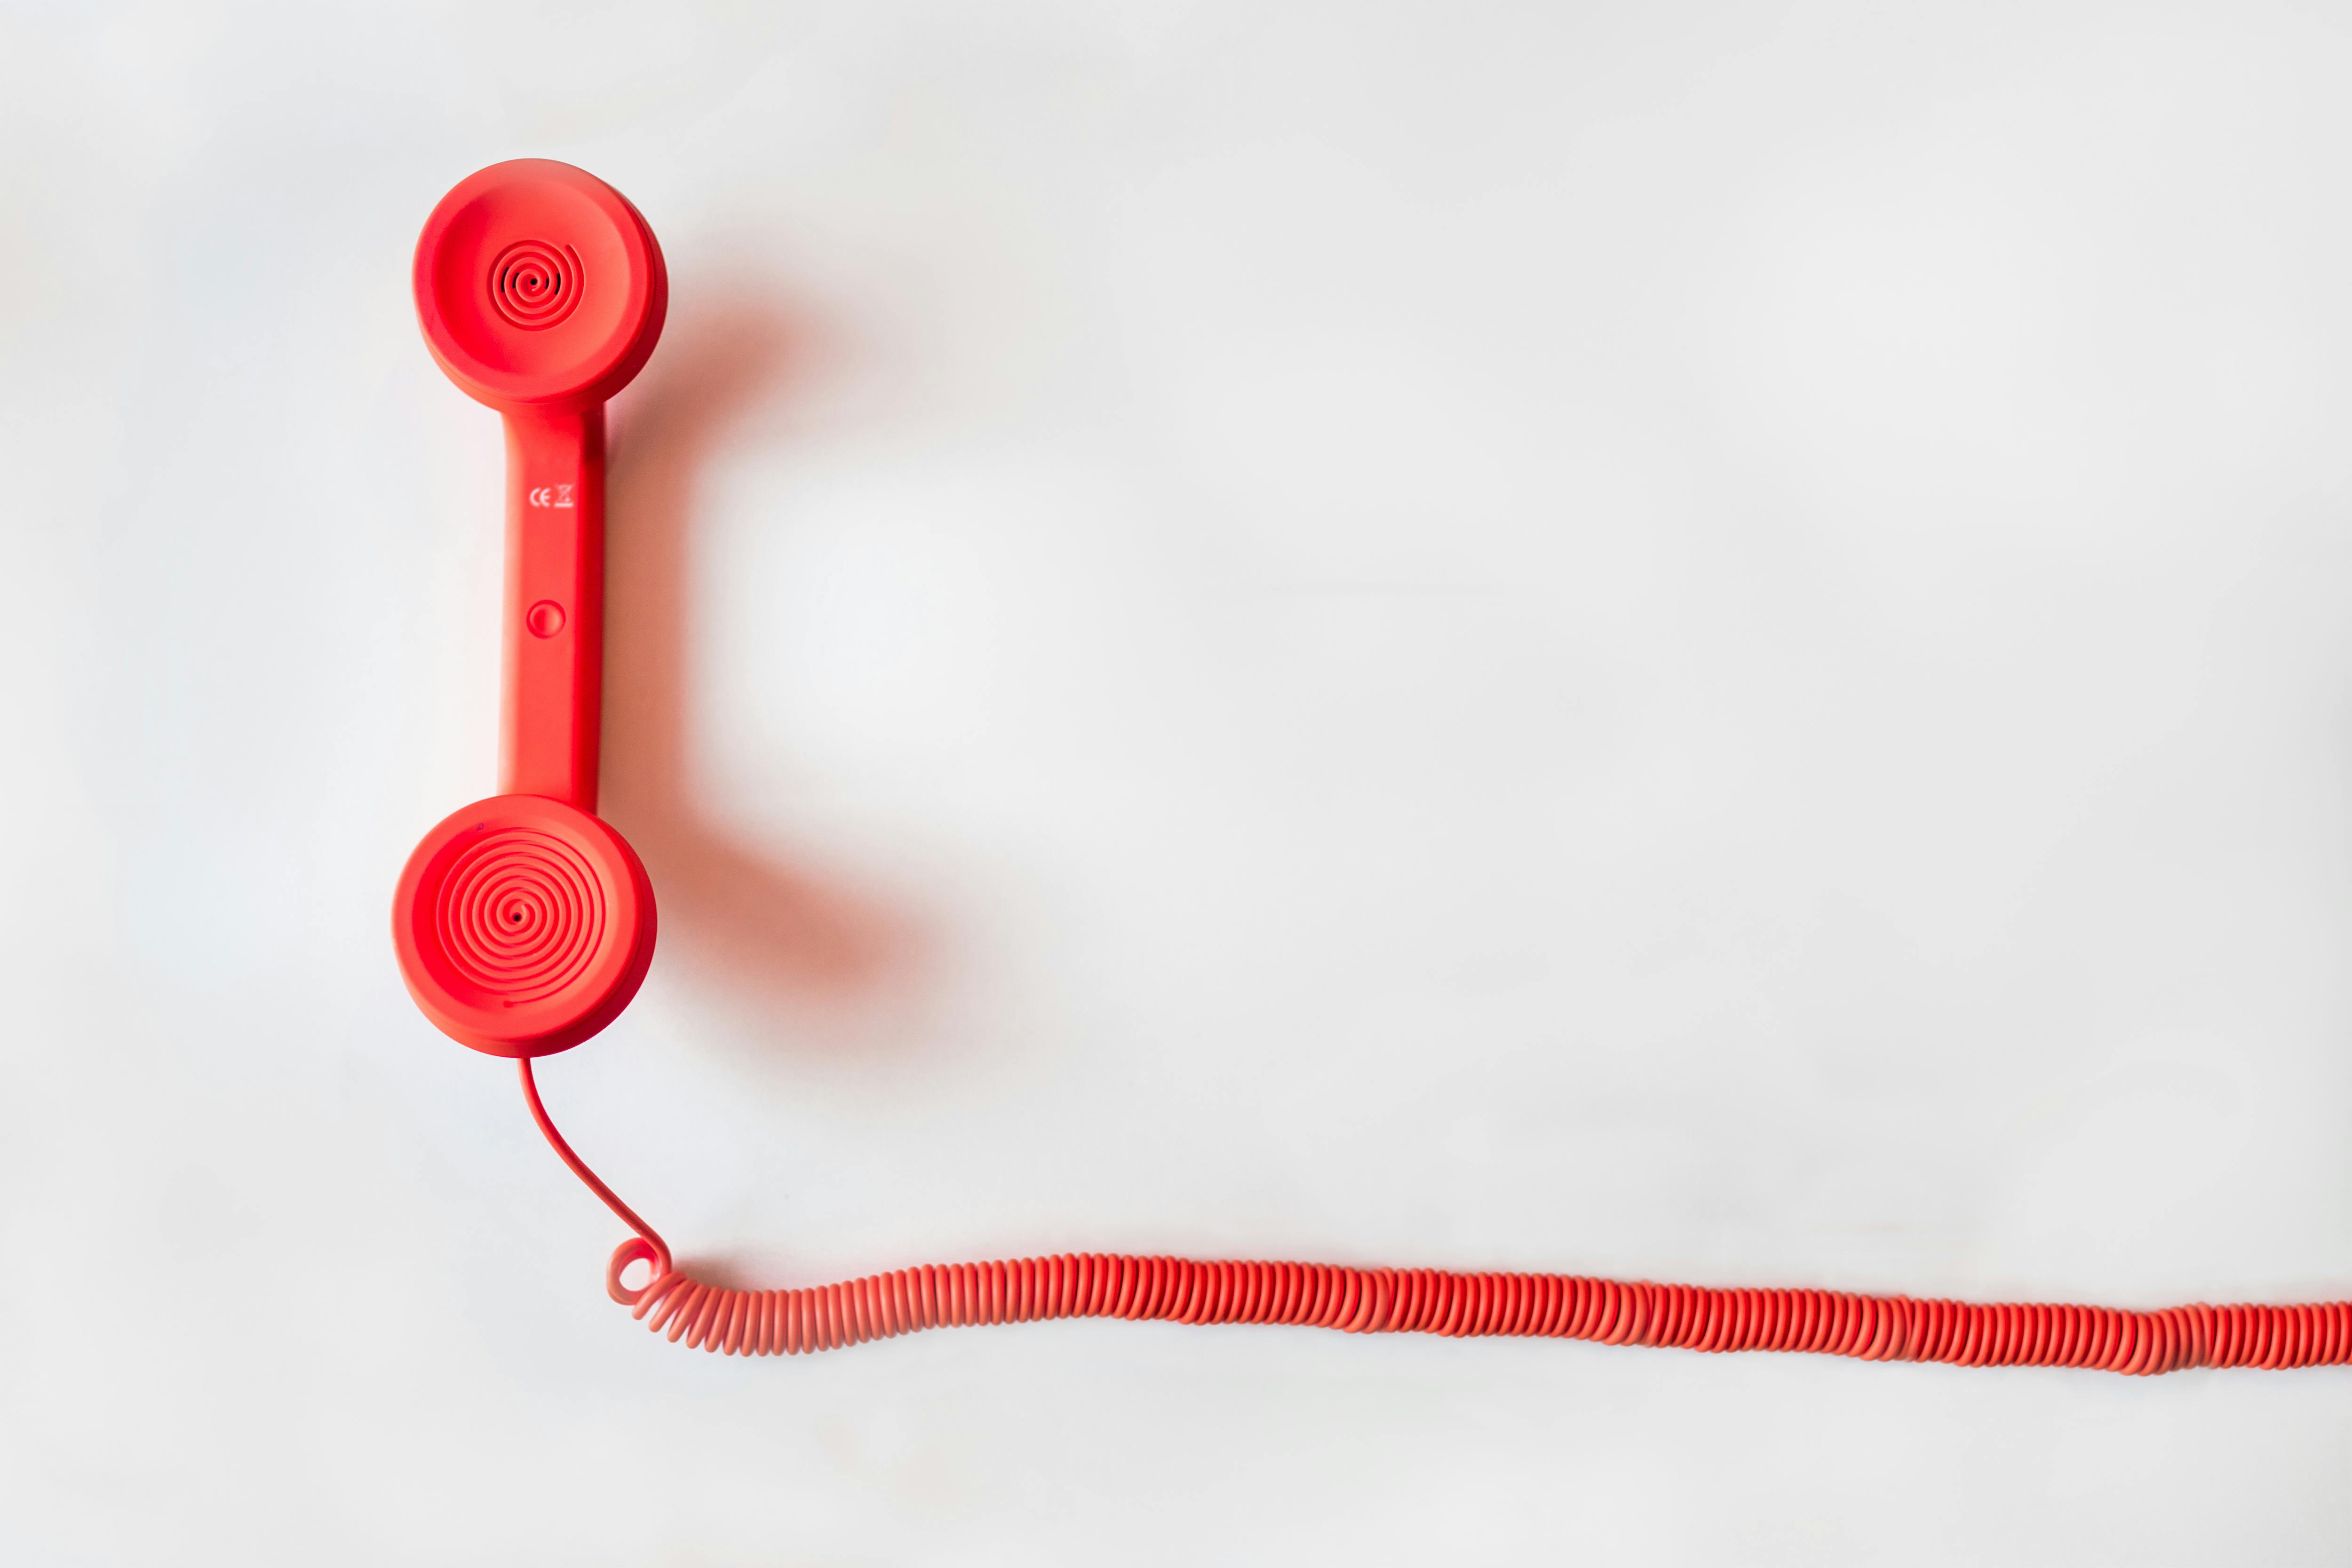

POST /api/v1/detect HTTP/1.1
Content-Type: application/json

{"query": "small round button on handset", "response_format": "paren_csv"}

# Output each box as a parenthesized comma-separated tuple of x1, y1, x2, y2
(396, 161, 665, 1058)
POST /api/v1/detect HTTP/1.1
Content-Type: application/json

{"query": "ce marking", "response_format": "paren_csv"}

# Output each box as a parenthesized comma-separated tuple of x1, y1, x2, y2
(527, 484, 576, 509)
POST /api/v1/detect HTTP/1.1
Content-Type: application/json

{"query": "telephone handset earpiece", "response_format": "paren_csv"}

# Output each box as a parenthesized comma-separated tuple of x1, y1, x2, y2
(393, 159, 665, 1058)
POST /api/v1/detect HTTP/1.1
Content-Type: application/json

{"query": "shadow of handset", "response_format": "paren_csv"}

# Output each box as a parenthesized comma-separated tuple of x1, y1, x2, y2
(599, 287, 927, 1055)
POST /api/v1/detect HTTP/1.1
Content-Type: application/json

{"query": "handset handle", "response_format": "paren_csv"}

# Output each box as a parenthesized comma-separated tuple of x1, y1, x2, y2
(500, 405, 605, 811)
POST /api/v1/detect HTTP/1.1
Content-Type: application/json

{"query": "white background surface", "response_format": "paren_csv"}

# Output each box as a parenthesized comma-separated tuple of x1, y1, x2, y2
(6, 1, 2352, 1562)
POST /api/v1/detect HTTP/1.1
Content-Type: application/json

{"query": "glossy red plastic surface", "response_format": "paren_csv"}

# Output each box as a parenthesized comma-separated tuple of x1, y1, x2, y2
(500, 406, 604, 809)
(396, 161, 665, 1057)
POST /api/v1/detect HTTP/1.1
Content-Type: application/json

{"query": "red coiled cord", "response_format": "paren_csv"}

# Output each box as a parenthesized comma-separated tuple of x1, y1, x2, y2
(520, 1062, 2352, 1374)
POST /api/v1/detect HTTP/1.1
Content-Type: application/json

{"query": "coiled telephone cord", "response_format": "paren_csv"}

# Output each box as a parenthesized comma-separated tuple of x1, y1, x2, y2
(520, 1061, 2352, 1375)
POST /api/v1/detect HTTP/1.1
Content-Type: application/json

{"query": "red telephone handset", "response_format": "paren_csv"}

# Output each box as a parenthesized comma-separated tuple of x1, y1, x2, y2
(393, 160, 666, 1058)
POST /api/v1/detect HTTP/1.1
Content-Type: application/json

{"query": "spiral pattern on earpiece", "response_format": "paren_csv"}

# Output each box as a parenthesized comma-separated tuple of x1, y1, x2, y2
(435, 827, 606, 1002)
(489, 240, 582, 330)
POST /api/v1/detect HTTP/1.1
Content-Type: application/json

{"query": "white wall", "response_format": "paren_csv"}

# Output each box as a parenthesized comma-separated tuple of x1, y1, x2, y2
(6, 2, 2352, 1562)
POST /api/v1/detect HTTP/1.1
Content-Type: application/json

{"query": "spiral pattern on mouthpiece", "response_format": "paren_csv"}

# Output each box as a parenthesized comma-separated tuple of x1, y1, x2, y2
(434, 827, 606, 1003)
(489, 239, 582, 330)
